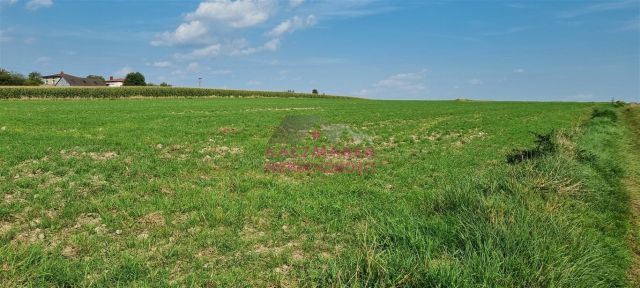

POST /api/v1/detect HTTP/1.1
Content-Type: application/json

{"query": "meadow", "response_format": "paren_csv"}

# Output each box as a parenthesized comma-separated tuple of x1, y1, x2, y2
(0, 97, 637, 287)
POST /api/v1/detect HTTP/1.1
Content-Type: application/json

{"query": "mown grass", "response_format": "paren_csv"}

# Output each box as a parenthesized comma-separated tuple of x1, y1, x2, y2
(0, 87, 349, 99)
(0, 98, 632, 286)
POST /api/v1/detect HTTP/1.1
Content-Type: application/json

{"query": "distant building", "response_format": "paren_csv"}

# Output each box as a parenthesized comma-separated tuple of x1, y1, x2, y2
(42, 71, 106, 87)
(105, 76, 125, 87)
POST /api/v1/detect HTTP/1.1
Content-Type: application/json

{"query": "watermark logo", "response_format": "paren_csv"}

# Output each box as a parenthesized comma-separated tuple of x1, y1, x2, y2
(264, 116, 376, 175)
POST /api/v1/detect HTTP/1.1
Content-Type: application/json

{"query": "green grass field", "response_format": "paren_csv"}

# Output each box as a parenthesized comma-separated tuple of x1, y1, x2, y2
(0, 98, 636, 287)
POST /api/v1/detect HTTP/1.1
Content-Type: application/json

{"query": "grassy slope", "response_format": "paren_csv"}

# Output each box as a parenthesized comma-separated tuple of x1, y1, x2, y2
(623, 105, 640, 285)
(323, 106, 633, 287)
(0, 98, 630, 286)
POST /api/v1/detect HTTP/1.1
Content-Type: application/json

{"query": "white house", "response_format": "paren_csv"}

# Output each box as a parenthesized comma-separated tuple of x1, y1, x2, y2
(105, 76, 125, 87)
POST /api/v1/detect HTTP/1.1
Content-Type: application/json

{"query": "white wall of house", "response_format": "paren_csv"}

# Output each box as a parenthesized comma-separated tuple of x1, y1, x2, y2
(106, 82, 123, 87)
(43, 77, 60, 86)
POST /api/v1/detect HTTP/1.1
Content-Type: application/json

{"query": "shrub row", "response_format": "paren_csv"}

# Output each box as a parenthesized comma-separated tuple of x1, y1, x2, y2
(0, 86, 350, 99)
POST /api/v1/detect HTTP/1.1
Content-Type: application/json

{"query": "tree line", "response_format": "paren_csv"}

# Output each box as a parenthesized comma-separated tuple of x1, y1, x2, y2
(0, 68, 171, 87)
(0, 69, 44, 86)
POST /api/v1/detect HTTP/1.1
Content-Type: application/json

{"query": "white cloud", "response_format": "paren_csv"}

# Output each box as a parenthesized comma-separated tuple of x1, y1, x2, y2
(268, 15, 317, 38)
(175, 36, 284, 59)
(184, 43, 223, 58)
(151, 21, 208, 46)
(171, 63, 201, 76)
(0, 0, 18, 7)
(152, 0, 377, 59)
(114, 66, 134, 77)
(174, 39, 243, 59)
(0, 29, 11, 43)
(290, 0, 304, 8)
(620, 16, 640, 31)
(513, 68, 525, 73)
(320, 2, 397, 19)
(152, 0, 280, 48)
(506, 3, 530, 9)
(186, 0, 276, 28)
(34, 56, 50, 64)
(358, 70, 428, 98)
(559, 0, 639, 18)
(218, 14, 316, 57)
(374, 71, 427, 93)
(171, 69, 186, 76)
(26, 0, 52, 10)
(468, 78, 484, 85)
(0, 29, 37, 44)
(170, 63, 232, 77)
(186, 62, 200, 71)
(24, 37, 36, 44)
(231, 38, 280, 55)
(152, 61, 172, 68)
(211, 69, 233, 75)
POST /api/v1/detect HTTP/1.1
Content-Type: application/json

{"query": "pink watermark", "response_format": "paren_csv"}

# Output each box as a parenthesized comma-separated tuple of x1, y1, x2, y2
(264, 116, 376, 175)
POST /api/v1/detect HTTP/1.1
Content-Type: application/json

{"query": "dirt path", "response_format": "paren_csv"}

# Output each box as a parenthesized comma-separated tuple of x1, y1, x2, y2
(623, 105, 640, 286)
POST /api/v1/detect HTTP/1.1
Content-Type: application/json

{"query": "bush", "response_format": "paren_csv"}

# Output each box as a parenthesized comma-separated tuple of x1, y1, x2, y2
(506, 131, 556, 164)
(612, 100, 626, 108)
(591, 108, 618, 122)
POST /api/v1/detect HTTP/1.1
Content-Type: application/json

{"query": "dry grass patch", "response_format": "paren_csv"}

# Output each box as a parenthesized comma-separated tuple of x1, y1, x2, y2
(156, 144, 192, 160)
(74, 213, 102, 228)
(139, 212, 166, 227)
(218, 126, 240, 134)
(12, 228, 45, 244)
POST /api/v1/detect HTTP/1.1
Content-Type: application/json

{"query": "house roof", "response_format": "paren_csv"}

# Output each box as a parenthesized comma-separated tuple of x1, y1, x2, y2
(43, 73, 106, 86)
(106, 78, 125, 83)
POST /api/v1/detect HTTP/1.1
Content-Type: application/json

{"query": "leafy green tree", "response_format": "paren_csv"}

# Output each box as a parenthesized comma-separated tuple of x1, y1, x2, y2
(0, 69, 13, 85)
(160, 82, 172, 87)
(86, 75, 105, 81)
(25, 72, 44, 86)
(0, 69, 26, 86)
(312, 89, 319, 95)
(123, 72, 146, 86)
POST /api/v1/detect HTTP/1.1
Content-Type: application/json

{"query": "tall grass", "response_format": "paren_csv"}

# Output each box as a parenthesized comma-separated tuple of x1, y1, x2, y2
(0, 86, 350, 99)
(316, 107, 631, 287)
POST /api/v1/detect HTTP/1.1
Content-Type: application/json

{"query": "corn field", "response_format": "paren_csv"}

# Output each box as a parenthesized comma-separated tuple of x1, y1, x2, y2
(0, 87, 346, 99)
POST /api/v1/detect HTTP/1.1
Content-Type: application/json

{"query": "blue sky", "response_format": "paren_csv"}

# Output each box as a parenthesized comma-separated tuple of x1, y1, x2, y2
(0, 0, 638, 101)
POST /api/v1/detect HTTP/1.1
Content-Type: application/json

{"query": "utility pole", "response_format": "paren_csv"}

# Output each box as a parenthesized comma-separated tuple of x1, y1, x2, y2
(198, 77, 202, 88)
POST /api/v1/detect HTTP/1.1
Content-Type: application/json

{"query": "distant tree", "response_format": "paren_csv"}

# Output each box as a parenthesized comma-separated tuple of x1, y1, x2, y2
(312, 89, 319, 95)
(0, 69, 14, 85)
(86, 75, 105, 81)
(25, 72, 44, 86)
(123, 72, 146, 86)
(159, 82, 171, 87)
(0, 69, 26, 86)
